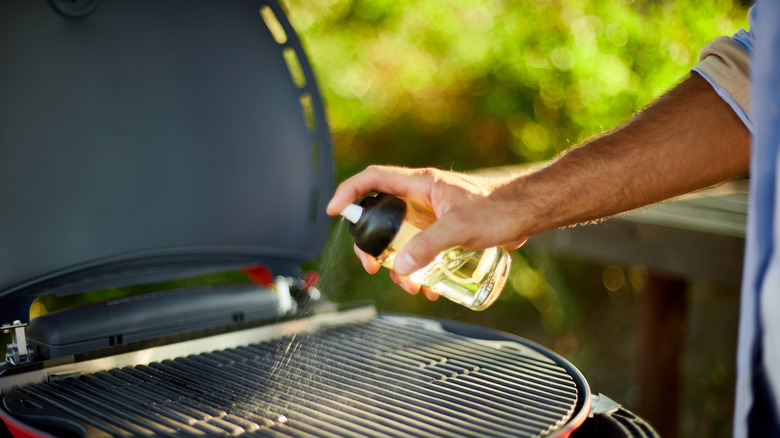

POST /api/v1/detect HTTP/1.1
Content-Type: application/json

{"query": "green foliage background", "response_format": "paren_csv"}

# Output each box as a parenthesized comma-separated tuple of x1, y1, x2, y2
(284, 0, 750, 436)
(283, 0, 748, 176)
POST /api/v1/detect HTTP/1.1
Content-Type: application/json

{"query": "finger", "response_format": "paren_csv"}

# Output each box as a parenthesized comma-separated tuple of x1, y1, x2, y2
(326, 166, 403, 216)
(394, 200, 510, 276)
(388, 270, 439, 301)
(421, 286, 439, 302)
(389, 270, 422, 295)
(326, 166, 431, 216)
(354, 244, 381, 274)
(393, 217, 469, 275)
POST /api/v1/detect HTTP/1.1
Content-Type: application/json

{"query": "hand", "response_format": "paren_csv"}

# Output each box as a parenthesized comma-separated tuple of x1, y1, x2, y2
(327, 165, 530, 298)
(351, 244, 441, 300)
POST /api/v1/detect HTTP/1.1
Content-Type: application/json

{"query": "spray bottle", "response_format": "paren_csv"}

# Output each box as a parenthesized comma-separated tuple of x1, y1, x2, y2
(340, 193, 511, 311)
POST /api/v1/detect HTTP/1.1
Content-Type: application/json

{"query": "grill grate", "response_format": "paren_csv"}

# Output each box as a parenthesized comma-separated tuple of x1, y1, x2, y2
(4, 317, 585, 437)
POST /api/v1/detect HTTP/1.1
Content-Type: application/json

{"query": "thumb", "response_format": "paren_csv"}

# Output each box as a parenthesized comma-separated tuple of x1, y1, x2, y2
(393, 220, 463, 275)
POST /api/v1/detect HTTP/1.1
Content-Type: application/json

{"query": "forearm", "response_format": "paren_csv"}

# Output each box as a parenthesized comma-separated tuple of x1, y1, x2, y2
(326, 73, 751, 277)
(504, 73, 751, 237)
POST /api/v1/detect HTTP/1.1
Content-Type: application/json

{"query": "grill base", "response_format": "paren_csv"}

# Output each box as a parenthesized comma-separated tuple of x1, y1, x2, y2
(2, 311, 589, 437)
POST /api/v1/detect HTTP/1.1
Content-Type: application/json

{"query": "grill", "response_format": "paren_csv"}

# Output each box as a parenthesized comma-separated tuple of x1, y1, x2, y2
(0, 1, 657, 437)
(3, 313, 587, 437)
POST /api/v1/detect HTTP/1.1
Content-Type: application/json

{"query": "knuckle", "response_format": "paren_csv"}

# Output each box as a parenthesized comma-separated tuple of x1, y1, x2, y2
(365, 164, 383, 174)
(417, 167, 441, 183)
(362, 165, 384, 181)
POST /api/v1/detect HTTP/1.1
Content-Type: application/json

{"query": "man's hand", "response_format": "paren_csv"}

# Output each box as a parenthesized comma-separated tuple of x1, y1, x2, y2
(326, 166, 529, 298)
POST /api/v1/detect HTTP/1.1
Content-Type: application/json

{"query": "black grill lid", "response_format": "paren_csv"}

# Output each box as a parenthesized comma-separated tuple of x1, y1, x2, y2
(0, 0, 333, 315)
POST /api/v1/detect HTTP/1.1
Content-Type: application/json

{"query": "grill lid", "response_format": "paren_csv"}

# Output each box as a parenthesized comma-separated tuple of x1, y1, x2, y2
(0, 0, 332, 317)
(2, 311, 591, 437)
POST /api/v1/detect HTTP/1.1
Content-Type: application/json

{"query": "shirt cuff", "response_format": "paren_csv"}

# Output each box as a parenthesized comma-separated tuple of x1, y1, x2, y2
(691, 36, 753, 133)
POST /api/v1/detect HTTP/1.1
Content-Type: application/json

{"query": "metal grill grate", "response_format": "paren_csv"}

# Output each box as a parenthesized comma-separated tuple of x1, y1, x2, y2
(4, 317, 585, 437)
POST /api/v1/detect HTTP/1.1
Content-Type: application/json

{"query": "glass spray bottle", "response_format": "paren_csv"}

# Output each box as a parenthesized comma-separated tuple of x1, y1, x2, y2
(340, 193, 511, 311)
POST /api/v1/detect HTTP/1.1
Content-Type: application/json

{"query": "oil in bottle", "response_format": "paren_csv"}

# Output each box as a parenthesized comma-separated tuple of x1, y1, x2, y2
(340, 193, 511, 311)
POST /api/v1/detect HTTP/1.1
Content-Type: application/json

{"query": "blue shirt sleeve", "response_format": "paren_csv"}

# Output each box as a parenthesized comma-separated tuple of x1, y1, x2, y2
(691, 6, 755, 132)
(732, 6, 756, 54)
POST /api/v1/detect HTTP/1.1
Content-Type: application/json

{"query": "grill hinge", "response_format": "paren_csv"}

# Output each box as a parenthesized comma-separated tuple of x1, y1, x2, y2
(2, 320, 34, 366)
(589, 393, 622, 417)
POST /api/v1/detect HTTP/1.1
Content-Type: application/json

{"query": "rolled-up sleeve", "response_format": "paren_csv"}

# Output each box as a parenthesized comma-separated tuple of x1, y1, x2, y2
(691, 8, 754, 133)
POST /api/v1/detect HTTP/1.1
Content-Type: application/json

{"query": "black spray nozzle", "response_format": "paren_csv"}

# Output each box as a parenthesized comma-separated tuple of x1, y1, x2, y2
(341, 194, 407, 257)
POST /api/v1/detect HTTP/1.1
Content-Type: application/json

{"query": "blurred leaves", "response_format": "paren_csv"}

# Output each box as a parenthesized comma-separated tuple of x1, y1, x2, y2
(282, 0, 749, 177)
